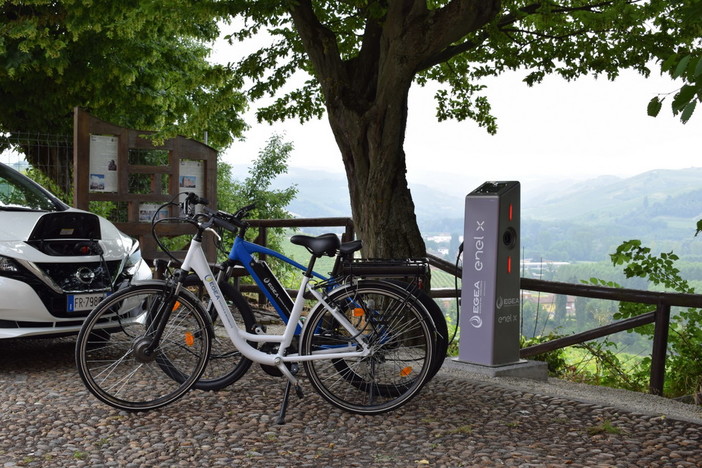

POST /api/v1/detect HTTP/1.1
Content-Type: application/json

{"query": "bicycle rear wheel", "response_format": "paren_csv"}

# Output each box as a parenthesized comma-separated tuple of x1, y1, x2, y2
(182, 274, 256, 391)
(300, 281, 435, 414)
(75, 282, 211, 411)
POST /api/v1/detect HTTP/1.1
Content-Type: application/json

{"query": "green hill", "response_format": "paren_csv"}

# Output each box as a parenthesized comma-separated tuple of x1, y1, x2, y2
(248, 165, 702, 262)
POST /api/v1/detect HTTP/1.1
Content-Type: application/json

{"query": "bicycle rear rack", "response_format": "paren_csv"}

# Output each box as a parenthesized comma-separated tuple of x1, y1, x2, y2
(335, 258, 430, 290)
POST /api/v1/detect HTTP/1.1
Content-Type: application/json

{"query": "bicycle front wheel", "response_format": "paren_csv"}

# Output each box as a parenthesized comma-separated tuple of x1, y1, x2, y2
(75, 282, 211, 411)
(300, 281, 435, 414)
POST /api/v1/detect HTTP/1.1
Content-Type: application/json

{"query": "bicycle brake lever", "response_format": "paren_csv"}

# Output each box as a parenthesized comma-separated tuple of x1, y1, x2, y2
(204, 227, 222, 242)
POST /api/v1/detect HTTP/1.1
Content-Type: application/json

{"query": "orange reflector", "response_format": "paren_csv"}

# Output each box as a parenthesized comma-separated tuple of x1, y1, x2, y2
(353, 308, 364, 317)
(184, 332, 195, 347)
(399, 366, 413, 377)
(172, 301, 181, 311)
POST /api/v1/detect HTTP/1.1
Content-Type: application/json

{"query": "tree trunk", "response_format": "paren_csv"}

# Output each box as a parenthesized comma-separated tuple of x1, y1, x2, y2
(288, 0, 502, 259)
(326, 80, 426, 259)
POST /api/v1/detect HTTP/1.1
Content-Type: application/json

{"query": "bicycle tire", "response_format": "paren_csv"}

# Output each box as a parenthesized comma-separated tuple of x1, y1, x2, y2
(326, 281, 441, 396)
(75, 282, 211, 411)
(300, 281, 435, 414)
(324, 279, 446, 383)
(181, 274, 256, 391)
(385, 280, 449, 378)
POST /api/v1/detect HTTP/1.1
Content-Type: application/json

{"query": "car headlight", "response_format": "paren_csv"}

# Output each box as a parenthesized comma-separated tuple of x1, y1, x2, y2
(124, 240, 144, 276)
(0, 256, 19, 273)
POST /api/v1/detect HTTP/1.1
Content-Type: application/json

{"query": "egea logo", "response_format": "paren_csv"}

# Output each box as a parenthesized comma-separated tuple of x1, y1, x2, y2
(469, 315, 483, 329)
(497, 296, 520, 309)
(203, 274, 222, 301)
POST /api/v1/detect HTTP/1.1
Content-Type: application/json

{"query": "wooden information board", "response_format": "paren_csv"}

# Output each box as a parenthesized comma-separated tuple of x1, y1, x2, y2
(72, 107, 218, 262)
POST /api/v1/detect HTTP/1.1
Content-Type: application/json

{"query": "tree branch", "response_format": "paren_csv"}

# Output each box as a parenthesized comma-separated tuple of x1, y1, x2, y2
(390, 0, 499, 74)
(418, 0, 635, 73)
(497, 0, 633, 29)
(416, 32, 490, 72)
(287, 0, 346, 98)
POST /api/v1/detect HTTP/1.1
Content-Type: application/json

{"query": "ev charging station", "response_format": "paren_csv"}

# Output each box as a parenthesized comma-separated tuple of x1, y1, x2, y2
(458, 181, 522, 367)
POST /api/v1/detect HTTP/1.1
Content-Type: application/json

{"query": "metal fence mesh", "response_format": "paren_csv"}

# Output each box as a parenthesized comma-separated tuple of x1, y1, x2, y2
(1, 132, 73, 196)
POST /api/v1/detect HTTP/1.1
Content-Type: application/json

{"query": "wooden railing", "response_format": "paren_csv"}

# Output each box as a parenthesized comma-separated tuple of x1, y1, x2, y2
(237, 218, 702, 396)
(426, 253, 702, 396)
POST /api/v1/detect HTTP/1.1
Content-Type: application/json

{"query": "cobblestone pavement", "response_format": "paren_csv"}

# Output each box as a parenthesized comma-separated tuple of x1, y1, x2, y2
(1, 337, 701, 468)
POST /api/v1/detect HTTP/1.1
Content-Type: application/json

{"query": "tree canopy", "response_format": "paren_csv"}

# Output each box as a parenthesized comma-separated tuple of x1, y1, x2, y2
(220, 0, 701, 258)
(648, 0, 702, 123)
(0, 0, 246, 151)
(2, 1, 699, 259)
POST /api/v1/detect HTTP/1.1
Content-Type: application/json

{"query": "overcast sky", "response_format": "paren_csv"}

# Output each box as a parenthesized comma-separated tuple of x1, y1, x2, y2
(220, 65, 699, 195)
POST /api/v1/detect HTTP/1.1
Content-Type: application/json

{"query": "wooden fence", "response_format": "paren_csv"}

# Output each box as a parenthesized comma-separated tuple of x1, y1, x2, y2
(230, 217, 702, 396)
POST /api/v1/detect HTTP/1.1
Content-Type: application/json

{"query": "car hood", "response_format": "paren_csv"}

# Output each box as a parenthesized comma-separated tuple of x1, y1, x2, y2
(0, 208, 134, 262)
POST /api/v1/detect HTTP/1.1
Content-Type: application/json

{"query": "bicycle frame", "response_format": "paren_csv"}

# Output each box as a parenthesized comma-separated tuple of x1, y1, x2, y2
(179, 235, 371, 381)
(228, 235, 329, 326)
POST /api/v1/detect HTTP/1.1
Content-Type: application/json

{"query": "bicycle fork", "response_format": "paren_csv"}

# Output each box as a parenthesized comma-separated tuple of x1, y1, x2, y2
(135, 278, 184, 362)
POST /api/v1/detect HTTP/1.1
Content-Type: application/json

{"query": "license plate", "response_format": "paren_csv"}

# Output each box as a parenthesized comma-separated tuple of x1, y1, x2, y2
(67, 293, 106, 312)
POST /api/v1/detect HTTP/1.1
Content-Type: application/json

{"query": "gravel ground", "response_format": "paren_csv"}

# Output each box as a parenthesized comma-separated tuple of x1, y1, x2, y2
(1, 337, 701, 468)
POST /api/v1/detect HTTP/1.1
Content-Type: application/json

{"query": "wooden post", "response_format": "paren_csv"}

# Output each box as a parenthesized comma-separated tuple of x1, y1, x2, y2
(649, 302, 671, 396)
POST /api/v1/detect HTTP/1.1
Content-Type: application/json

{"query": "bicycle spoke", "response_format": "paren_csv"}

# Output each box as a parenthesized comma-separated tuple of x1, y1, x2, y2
(302, 282, 435, 414)
(76, 285, 210, 411)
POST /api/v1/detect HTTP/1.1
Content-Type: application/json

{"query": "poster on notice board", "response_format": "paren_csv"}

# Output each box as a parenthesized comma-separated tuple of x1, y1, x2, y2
(179, 159, 205, 213)
(89, 135, 118, 192)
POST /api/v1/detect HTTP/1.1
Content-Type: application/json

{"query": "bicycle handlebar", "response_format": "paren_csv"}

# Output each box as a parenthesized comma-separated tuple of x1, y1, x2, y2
(185, 192, 209, 206)
(202, 206, 243, 233)
(180, 192, 256, 234)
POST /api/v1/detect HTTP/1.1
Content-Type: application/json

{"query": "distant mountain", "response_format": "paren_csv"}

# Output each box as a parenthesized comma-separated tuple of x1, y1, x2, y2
(267, 165, 702, 226)
(521, 168, 702, 222)
(268, 167, 465, 222)
(269, 168, 350, 218)
(254, 166, 702, 262)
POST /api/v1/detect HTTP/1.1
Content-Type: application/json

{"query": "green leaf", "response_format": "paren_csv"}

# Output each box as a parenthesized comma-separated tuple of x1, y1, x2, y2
(695, 56, 702, 78)
(680, 100, 696, 124)
(673, 55, 691, 78)
(672, 85, 697, 113)
(647, 96, 663, 117)
(660, 53, 680, 74)
(695, 219, 702, 237)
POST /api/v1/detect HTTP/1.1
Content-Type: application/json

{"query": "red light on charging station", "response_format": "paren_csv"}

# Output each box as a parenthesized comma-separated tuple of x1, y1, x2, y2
(509, 203, 513, 221)
(507, 256, 512, 274)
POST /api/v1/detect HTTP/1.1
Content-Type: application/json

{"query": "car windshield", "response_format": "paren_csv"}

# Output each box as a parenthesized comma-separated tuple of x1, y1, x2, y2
(0, 164, 63, 211)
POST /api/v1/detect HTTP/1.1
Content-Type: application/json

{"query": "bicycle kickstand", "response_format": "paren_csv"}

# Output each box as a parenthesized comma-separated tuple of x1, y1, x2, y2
(276, 364, 304, 425)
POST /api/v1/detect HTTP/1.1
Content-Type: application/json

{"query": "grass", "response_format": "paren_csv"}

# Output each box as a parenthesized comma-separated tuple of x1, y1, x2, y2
(560, 346, 645, 376)
(586, 420, 623, 436)
(446, 425, 473, 435)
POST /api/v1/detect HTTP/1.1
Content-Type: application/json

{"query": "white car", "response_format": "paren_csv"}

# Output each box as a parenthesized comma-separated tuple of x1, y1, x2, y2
(0, 162, 152, 338)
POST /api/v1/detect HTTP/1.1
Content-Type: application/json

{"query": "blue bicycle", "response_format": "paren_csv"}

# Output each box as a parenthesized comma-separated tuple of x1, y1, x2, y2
(75, 193, 446, 421)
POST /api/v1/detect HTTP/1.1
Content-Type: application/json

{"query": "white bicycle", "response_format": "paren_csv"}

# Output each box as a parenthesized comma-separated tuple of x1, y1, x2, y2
(75, 193, 443, 422)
